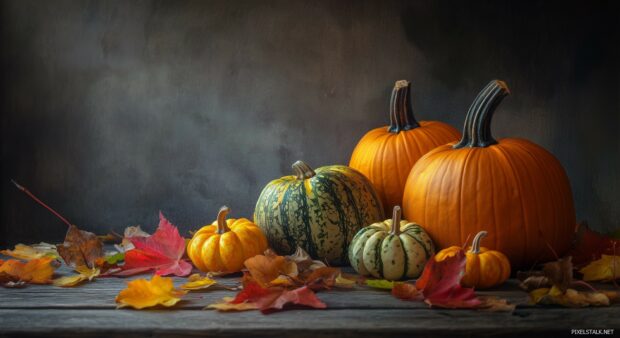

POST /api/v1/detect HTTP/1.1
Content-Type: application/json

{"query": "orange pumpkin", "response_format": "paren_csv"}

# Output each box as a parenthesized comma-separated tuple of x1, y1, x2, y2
(349, 80, 460, 216)
(187, 206, 268, 273)
(435, 231, 511, 289)
(402, 80, 575, 269)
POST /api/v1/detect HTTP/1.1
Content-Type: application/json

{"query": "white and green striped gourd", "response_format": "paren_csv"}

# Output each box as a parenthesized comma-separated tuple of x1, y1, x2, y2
(349, 206, 434, 280)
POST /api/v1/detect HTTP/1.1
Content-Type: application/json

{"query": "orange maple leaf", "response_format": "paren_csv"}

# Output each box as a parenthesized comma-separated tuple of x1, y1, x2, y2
(244, 251, 297, 287)
(0, 257, 56, 284)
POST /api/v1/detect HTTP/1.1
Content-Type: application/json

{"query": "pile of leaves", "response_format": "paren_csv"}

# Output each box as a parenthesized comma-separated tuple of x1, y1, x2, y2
(206, 248, 355, 313)
(388, 250, 514, 311)
(2, 181, 619, 313)
(518, 256, 619, 307)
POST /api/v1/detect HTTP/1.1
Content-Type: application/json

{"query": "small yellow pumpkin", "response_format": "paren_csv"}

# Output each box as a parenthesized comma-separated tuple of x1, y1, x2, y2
(187, 206, 268, 273)
(435, 231, 510, 289)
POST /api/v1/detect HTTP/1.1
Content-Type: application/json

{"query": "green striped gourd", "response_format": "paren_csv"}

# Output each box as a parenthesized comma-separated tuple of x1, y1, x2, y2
(349, 206, 434, 280)
(254, 160, 384, 265)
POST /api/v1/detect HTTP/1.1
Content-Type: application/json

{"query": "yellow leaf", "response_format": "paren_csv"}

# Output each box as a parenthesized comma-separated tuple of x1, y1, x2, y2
(335, 274, 356, 288)
(1, 243, 59, 261)
(579, 255, 620, 282)
(115, 275, 187, 309)
(180, 273, 217, 290)
(206, 297, 258, 312)
(269, 275, 295, 287)
(53, 266, 100, 287)
(528, 288, 550, 304)
(0, 258, 56, 284)
(529, 287, 611, 307)
(365, 279, 396, 290)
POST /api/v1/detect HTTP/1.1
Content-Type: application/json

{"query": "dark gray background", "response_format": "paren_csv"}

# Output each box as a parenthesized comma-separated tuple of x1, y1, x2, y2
(1, 0, 618, 246)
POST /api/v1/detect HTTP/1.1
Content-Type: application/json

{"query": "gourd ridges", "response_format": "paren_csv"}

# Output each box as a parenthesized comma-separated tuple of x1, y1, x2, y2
(255, 166, 382, 264)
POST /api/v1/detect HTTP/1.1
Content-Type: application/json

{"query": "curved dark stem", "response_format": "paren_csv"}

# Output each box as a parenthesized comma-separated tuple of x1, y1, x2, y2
(388, 80, 420, 133)
(292, 160, 316, 180)
(453, 80, 510, 148)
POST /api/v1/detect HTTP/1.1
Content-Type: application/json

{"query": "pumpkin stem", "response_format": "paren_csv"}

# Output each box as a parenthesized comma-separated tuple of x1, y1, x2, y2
(453, 80, 510, 149)
(388, 80, 420, 133)
(292, 160, 316, 180)
(470, 230, 488, 254)
(390, 206, 402, 236)
(216, 206, 231, 234)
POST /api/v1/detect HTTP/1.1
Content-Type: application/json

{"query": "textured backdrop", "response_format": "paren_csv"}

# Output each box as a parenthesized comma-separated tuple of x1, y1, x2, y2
(1, 0, 618, 245)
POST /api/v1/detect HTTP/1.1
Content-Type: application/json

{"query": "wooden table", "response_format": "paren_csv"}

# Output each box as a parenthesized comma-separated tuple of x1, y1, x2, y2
(0, 263, 618, 338)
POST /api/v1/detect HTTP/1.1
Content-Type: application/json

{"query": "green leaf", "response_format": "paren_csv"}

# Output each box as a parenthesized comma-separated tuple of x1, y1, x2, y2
(105, 252, 125, 264)
(365, 279, 398, 290)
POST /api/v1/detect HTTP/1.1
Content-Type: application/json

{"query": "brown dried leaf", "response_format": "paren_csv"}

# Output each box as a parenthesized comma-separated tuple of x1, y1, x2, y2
(304, 267, 341, 290)
(542, 256, 574, 292)
(244, 251, 298, 287)
(391, 283, 421, 300)
(57, 225, 104, 269)
(286, 247, 326, 273)
(518, 275, 552, 291)
(530, 286, 611, 308)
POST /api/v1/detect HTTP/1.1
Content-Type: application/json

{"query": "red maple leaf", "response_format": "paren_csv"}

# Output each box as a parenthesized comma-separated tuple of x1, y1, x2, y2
(231, 281, 326, 313)
(114, 212, 192, 277)
(415, 250, 481, 308)
(569, 222, 620, 266)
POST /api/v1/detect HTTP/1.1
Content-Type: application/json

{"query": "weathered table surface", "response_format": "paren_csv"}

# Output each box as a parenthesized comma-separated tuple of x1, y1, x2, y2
(0, 261, 618, 338)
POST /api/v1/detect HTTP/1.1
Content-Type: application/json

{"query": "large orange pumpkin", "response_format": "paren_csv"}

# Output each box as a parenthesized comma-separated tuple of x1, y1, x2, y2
(349, 80, 460, 216)
(402, 80, 576, 269)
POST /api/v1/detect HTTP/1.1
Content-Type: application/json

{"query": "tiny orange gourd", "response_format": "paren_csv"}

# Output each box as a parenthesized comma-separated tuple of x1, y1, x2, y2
(187, 206, 268, 273)
(435, 231, 510, 289)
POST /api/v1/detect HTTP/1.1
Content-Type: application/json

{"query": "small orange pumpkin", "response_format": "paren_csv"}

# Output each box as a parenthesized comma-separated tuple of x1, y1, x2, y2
(435, 231, 510, 289)
(187, 206, 268, 273)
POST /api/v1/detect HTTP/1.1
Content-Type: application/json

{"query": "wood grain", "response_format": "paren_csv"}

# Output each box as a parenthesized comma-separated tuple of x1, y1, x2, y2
(1, 257, 618, 337)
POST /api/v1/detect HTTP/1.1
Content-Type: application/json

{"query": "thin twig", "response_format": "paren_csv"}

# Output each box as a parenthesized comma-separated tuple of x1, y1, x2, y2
(11, 179, 72, 227)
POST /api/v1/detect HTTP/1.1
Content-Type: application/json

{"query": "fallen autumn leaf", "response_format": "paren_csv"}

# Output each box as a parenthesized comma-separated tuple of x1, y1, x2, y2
(115, 212, 192, 277)
(115, 275, 187, 309)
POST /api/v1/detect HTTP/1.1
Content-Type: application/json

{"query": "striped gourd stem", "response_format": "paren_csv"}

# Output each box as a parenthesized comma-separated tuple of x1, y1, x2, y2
(454, 80, 510, 149)
(292, 160, 316, 179)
